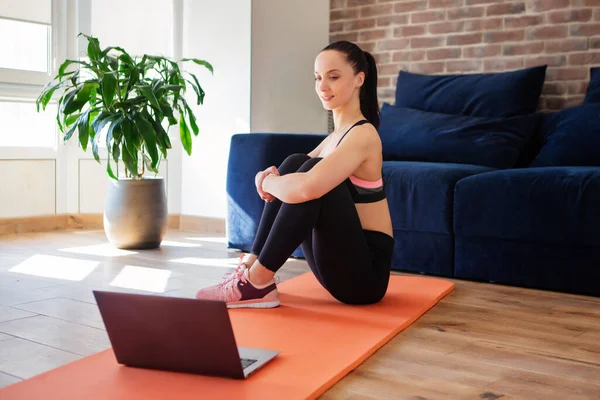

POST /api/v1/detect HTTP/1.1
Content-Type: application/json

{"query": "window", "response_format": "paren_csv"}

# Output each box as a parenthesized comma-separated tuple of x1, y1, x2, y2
(0, 99, 57, 148)
(0, 0, 52, 85)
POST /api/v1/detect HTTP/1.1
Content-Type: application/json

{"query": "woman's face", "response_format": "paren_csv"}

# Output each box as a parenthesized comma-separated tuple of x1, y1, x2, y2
(314, 50, 364, 110)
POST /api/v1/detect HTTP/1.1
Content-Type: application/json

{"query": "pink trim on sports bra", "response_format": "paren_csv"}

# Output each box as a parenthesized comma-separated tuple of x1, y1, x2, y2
(349, 175, 383, 189)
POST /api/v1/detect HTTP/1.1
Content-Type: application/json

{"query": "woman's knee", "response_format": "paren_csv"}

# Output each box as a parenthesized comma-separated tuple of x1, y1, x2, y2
(278, 153, 311, 175)
(296, 157, 322, 173)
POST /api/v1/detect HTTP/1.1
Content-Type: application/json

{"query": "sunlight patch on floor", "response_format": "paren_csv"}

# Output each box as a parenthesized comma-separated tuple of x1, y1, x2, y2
(59, 243, 137, 257)
(109, 265, 172, 293)
(169, 257, 240, 268)
(9, 254, 99, 281)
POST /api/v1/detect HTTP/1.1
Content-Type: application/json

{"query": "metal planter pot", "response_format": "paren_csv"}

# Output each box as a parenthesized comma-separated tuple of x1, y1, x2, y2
(103, 177, 168, 249)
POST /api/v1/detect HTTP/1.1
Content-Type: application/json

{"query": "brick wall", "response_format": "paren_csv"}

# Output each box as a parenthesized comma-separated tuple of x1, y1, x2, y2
(330, 0, 600, 112)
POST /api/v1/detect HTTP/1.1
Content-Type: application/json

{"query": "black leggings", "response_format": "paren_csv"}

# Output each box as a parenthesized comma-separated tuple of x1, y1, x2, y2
(251, 153, 394, 305)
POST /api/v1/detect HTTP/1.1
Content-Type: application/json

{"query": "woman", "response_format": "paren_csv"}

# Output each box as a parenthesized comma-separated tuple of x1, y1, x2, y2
(196, 40, 394, 308)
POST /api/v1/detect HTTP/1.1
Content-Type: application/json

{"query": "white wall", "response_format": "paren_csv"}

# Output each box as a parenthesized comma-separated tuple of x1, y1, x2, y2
(251, 0, 330, 134)
(180, 0, 252, 219)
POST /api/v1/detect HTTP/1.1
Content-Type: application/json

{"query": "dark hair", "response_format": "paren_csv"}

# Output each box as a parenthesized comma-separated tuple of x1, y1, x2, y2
(321, 40, 380, 130)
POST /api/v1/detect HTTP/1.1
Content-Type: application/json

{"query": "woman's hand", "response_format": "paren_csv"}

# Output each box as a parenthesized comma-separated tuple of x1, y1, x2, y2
(255, 166, 280, 202)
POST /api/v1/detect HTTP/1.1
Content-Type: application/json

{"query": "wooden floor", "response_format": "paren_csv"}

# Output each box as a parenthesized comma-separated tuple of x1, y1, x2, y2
(0, 230, 599, 399)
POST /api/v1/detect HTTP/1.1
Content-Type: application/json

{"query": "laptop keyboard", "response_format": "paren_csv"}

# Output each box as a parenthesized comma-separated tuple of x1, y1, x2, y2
(240, 358, 258, 369)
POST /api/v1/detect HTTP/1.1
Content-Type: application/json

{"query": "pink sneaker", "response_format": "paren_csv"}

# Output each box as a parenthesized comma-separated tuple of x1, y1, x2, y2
(195, 261, 280, 309)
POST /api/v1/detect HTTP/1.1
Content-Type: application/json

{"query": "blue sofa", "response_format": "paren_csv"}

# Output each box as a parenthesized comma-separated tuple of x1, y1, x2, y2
(226, 65, 600, 297)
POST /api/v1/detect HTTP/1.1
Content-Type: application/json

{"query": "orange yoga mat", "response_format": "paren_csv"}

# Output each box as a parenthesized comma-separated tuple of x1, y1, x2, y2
(1, 273, 454, 400)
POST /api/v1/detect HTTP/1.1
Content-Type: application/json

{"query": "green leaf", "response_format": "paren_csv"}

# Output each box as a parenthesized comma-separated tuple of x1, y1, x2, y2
(101, 73, 117, 106)
(106, 155, 118, 180)
(63, 121, 78, 142)
(134, 112, 159, 171)
(136, 84, 161, 110)
(150, 114, 171, 158)
(78, 110, 91, 151)
(121, 141, 138, 178)
(121, 117, 139, 161)
(80, 34, 101, 61)
(112, 140, 121, 164)
(91, 112, 113, 137)
(65, 113, 80, 127)
(179, 114, 192, 156)
(185, 73, 205, 105)
(60, 90, 78, 115)
(36, 82, 62, 111)
(181, 98, 199, 136)
(182, 58, 214, 74)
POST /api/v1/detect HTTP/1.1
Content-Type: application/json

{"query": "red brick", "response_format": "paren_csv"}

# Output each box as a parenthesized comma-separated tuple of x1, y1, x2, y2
(569, 23, 600, 36)
(379, 63, 404, 76)
(379, 38, 411, 50)
(360, 4, 393, 17)
(486, 2, 525, 16)
(411, 37, 446, 48)
(447, 60, 482, 72)
(448, 7, 485, 20)
(542, 82, 567, 95)
(526, 26, 568, 40)
(427, 48, 462, 60)
(331, 9, 359, 21)
(330, 22, 344, 33)
(572, 0, 600, 6)
(546, 96, 584, 109)
(346, 18, 376, 31)
(568, 52, 600, 65)
(505, 15, 543, 28)
(359, 29, 388, 41)
(409, 62, 445, 74)
(330, 0, 346, 9)
(394, 1, 427, 13)
(529, 0, 569, 11)
(377, 15, 409, 26)
(503, 42, 544, 56)
(377, 88, 397, 100)
(567, 81, 589, 94)
(483, 58, 524, 72)
(467, 0, 498, 4)
(524, 55, 567, 68)
(545, 38, 588, 53)
(347, 0, 375, 6)
(484, 30, 524, 43)
(447, 33, 483, 45)
(393, 50, 426, 62)
(429, 0, 464, 7)
(591, 37, 600, 48)
(463, 44, 502, 58)
(394, 25, 427, 37)
(330, 32, 359, 42)
(378, 76, 391, 87)
(411, 10, 446, 23)
(373, 52, 391, 64)
(356, 42, 376, 52)
(464, 20, 484, 31)
(545, 67, 588, 81)
(429, 21, 465, 34)
(483, 18, 503, 30)
(547, 9, 593, 23)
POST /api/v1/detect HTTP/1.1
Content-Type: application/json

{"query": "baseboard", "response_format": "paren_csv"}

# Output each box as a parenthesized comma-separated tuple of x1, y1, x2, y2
(180, 215, 226, 234)
(0, 213, 182, 236)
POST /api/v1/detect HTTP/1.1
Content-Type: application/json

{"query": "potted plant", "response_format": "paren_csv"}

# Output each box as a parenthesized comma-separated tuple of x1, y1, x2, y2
(36, 34, 213, 249)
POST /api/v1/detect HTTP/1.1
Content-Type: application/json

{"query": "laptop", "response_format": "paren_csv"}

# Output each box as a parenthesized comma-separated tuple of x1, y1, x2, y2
(93, 290, 279, 379)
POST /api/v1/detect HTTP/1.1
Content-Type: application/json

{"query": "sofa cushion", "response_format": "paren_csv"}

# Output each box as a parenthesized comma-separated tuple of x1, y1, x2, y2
(454, 167, 600, 246)
(583, 67, 600, 104)
(383, 161, 494, 234)
(379, 103, 539, 169)
(529, 104, 600, 167)
(394, 65, 547, 118)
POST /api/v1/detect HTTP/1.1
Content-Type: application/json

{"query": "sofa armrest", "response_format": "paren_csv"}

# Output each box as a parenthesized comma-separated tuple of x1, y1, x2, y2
(226, 133, 327, 252)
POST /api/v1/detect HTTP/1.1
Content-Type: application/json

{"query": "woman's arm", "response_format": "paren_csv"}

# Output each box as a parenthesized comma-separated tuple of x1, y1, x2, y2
(262, 125, 376, 204)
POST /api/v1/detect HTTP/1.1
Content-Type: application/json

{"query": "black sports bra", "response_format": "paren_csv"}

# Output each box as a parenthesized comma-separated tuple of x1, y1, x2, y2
(334, 120, 386, 204)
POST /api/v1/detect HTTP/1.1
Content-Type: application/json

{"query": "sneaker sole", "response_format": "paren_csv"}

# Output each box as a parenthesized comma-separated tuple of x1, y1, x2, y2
(226, 300, 280, 309)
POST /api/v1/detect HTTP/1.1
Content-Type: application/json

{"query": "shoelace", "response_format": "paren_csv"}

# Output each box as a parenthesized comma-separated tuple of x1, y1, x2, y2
(220, 266, 248, 300)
